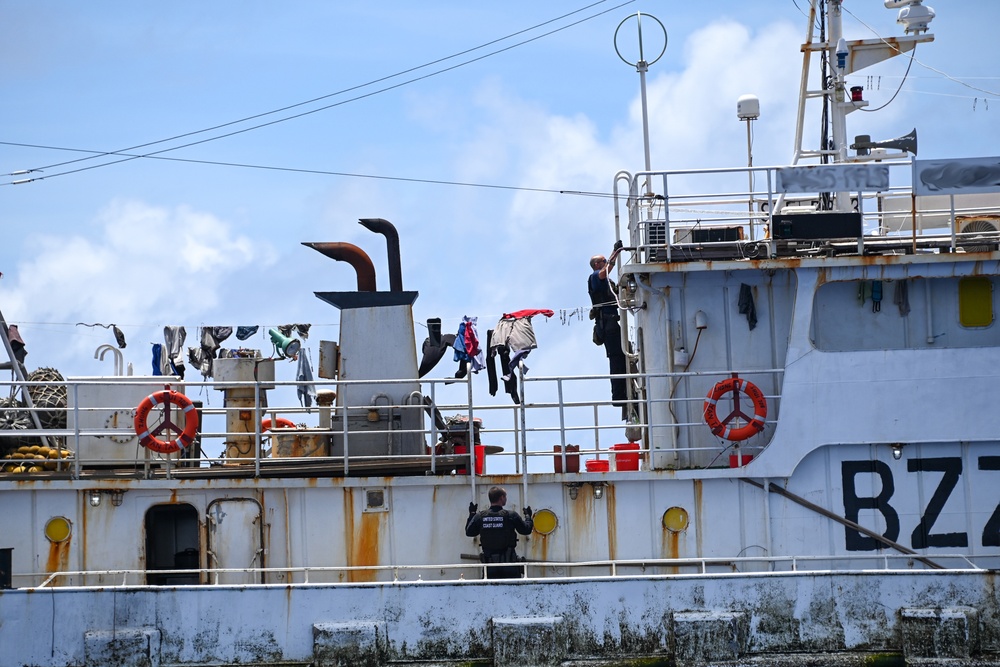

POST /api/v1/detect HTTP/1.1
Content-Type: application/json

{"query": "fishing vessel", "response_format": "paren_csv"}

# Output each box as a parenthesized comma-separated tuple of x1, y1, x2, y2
(3, 1, 1000, 665)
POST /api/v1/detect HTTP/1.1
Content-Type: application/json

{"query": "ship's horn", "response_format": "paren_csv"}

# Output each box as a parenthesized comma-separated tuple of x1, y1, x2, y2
(851, 128, 917, 156)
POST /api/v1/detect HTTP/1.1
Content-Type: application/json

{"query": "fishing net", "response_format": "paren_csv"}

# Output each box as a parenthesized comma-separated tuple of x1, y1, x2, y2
(0, 395, 35, 453)
(26, 367, 67, 431)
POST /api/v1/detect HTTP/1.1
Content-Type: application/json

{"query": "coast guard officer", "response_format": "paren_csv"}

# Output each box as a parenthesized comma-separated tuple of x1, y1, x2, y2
(465, 486, 533, 579)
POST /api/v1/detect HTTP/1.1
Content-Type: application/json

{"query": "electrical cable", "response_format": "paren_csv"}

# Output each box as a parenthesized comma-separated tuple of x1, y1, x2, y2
(0, 141, 616, 198)
(7, 0, 635, 185)
(841, 4, 1000, 98)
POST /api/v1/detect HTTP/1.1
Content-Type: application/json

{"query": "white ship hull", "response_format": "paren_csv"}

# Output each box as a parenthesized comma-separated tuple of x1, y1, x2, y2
(3, 2, 1000, 665)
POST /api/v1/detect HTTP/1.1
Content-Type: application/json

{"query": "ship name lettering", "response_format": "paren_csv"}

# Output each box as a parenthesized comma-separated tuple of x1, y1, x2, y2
(841, 456, 998, 551)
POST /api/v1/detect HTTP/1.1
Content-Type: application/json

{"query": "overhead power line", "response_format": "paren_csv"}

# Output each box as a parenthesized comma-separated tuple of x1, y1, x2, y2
(0, 140, 615, 199)
(7, 0, 634, 186)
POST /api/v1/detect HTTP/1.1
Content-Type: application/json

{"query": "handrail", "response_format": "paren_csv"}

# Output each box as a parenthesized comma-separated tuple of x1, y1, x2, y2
(0, 366, 785, 479)
(23, 551, 988, 590)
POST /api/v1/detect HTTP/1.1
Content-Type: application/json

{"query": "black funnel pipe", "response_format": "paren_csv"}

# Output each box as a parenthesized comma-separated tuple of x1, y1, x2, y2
(302, 242, 377, 292)
(358, 218, 402, 292)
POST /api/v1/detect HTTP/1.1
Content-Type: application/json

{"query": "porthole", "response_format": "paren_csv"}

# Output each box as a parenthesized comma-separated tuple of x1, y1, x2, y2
(44, 516, 72, 543)
(662, 506, 689, 533)
(532, 508, 558, 535)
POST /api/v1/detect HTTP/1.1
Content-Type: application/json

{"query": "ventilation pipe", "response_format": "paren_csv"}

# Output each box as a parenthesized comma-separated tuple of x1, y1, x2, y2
(302, 242, 377, 292)
(358, 217, 403, 292)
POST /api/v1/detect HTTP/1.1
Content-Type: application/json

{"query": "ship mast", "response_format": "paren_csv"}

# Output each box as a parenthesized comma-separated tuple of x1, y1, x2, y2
(790, 0, 934, 210)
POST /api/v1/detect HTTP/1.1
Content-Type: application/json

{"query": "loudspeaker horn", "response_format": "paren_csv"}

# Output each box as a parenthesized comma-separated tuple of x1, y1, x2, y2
(851, 128, 917, 156)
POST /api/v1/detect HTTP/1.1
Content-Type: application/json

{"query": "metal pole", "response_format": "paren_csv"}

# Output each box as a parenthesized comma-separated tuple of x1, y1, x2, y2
(746, 118, 755, 241)
(0, 307, 51, 448)
(638, 60, 652, 192)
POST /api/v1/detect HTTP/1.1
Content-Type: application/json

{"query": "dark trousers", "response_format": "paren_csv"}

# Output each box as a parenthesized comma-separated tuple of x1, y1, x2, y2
(482, 551, 524, 579)
(598, 316, 628, 403)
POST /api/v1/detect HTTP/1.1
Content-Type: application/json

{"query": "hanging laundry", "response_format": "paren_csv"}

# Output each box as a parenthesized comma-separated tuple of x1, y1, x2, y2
(6, 324, 26, 364)
(858, 281, 873, 306)
(296, 350, 318, 408)
(235, 325, 259, 341)
(188, 347, 212, 377)
(487, 309, 553, 403)
(893, 280, 911, 316)
(163, 326, 186, 379)
(278, 324, 312, 339)
(112, 325, 127, 349)
(75, 322, 126, 349)
(151, 343, 163, 376)
(427, 318, 442, 348)
(418, 332, 458, 378)
(738, 284, 757, 331)
(452, 317, 484, 372)
(212, 326, 233, 343)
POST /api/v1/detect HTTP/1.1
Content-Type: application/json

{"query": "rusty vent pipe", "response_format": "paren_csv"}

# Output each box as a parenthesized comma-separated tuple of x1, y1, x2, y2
(358, 218, 402, 292)
(302, 242, 377, 292)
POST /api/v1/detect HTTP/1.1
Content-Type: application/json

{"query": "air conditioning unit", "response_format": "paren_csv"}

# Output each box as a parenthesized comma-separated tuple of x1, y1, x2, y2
(956, 216, 1000, 252)
(672, 225, 744, 244)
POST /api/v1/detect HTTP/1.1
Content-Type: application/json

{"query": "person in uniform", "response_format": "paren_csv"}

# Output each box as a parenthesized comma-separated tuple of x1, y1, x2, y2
(465, 486, 533, 579)
(588, 244, 628, 408)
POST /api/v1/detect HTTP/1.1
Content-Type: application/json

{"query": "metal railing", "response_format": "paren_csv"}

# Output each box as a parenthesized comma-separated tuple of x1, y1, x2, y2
(0, 364, 784, 480)
(17, 551, 991, 591)
(616, 162, 1000, 263)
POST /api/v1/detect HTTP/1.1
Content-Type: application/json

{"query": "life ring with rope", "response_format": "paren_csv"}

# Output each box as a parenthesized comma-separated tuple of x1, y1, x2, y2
(703, 377, 767, 441)
(261, 417, 296, 432)
(133, 389, 199, 454)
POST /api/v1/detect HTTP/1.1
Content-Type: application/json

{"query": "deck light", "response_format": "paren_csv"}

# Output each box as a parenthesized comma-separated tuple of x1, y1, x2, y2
(592, 482, 605, 500)
(110, 490, 125, 507)
(88, 491, 101, 507)
(566, 482, 582, 500)
(891, 443, 904, 460)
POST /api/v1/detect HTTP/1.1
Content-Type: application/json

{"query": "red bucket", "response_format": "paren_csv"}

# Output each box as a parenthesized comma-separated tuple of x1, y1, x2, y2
(585, 458, 609, 472)
(454, 444, 486, 475)
(553, 444, 580, 473)
(610, 443, 640, 471)
(729, 454, 753, 468)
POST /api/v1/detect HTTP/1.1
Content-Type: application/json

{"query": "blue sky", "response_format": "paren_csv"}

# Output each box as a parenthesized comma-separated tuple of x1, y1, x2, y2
(0, 1, 997, 407)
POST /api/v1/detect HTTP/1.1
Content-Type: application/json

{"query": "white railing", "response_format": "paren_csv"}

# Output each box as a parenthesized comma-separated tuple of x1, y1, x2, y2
(0, 366, 784, 480)
(18, 551, 990, 590)
(618, 162, 1000, 263)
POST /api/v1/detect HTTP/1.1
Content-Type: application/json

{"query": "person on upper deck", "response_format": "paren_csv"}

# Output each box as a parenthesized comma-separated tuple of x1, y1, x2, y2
(588, 243, 628, 410)
(465, 486, 533, 579)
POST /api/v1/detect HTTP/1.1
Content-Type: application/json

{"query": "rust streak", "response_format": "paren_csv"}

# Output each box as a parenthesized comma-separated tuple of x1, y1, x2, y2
(605, 484, 617, 561)
(693, 479, 704, 557)
(350, 513, 381, 583)
(46, 538, 70, 574)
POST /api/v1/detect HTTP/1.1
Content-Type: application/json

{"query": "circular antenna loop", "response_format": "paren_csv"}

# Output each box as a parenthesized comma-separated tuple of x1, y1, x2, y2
(614, 12, 667, 68)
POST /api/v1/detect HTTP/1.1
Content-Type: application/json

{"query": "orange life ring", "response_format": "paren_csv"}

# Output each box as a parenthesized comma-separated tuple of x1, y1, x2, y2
(261, 417, 296, 432)
(133, 390, 199, 454)
(703, 377, 767, 441)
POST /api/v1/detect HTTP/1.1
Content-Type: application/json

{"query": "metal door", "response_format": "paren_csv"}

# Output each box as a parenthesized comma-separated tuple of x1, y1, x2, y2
(206, 498, 264, 584)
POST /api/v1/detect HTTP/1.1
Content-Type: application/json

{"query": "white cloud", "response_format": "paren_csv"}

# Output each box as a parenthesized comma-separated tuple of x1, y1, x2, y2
(5, 199, 272, 365)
